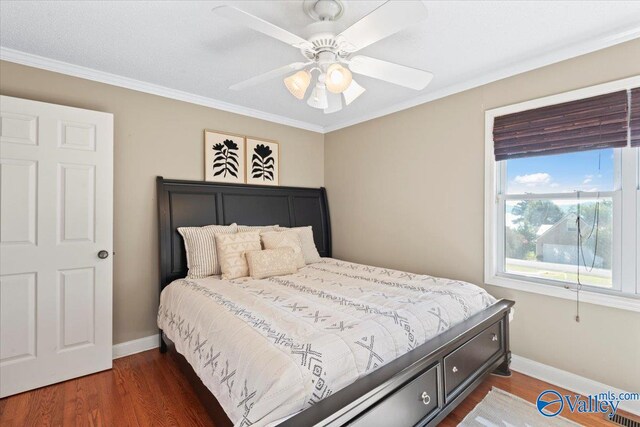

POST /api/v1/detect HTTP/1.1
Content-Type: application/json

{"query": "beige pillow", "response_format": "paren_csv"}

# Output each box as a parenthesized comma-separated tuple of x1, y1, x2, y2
(238, 225, 278, 232)
(178, 223, 238, 278)
(278, 226, 321, 264)
(216, 231, 262, 279)
(246, 248, 298, 279)
(261, 230, 305, 268)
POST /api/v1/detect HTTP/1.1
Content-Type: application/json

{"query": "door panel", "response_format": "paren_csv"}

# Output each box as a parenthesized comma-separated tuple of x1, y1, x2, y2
(0, 273, 37, 364)
(0, 96, 113, 397)
(59, 121, 96, 151)
(58, 163, 95, 243)
(0, 112, 37, 145)
(0, 159, 37, 245)
(58, 268, 95, 350)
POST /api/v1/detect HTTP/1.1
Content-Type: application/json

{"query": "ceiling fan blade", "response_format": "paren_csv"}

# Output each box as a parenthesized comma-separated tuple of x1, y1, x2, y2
(337, 1, 427, 52)
(324, 92, 343, 114)
(348, 55, 433, 90)
(213, 5, 310, 48)
(229, 62, 310, 90)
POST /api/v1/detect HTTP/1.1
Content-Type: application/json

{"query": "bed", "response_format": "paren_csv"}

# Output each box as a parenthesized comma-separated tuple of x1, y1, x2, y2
(156, 177, 514, 427)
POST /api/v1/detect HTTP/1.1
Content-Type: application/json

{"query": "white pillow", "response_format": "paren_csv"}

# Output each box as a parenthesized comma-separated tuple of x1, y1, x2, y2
(261, 230, 305, 268)
(246, 248, 298, 279)
(178, 223, 238, 278)
(278, 226, 322, 264)
(216, 231, 262, 279)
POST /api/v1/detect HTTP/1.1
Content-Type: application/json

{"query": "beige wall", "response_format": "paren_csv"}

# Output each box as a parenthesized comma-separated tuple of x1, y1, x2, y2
(0, 60, 324, 344)
(324, 39, 640, 392)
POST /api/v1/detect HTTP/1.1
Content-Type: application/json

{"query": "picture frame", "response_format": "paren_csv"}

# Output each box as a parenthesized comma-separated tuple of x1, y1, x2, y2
(245, 137, 279, 186)
(204, 130, 246, 184)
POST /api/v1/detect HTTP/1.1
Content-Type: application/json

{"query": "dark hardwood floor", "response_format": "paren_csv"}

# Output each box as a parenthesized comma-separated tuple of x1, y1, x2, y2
(0, 349, 637, 426)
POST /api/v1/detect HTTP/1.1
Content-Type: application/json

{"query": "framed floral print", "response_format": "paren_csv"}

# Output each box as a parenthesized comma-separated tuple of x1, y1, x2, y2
(246, 137, 279, 186)
(204, 130, 245, 183)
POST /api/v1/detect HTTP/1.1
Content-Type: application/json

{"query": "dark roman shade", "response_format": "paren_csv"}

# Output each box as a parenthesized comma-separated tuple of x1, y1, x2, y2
(631, 87, 640, 147)
(493, 90, 629, 160)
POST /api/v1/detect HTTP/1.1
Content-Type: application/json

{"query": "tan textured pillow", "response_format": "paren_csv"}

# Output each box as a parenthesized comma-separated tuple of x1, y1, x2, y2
(261, 230, 305, 268)
(216, 231, 262, 279)
(238, 225, 278, 232)
(278, 226, 321, 264)
(246, 248, 298, 279)
(178, 223, 238, 278)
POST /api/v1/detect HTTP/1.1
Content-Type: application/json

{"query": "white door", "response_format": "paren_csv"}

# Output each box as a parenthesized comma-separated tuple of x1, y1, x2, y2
(0, 96, 113, 397)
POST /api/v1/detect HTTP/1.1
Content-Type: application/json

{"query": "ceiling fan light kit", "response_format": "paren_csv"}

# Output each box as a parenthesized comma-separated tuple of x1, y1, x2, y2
(214, 0, 433, 114)
(284, 70, 312, 99)
(307, 83, 329, 109)
(325, 63, 352, 94)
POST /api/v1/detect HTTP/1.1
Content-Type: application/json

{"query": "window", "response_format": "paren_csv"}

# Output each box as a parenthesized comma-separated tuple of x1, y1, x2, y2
(501, 149, 616, 290)
(485, 77, 640, 310)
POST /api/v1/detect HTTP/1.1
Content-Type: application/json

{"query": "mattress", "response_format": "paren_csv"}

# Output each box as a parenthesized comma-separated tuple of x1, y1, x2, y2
(157, 258, 497, 427)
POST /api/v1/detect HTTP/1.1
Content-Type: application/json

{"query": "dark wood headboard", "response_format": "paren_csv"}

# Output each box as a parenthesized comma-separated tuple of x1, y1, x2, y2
(157, 177, 331, 288)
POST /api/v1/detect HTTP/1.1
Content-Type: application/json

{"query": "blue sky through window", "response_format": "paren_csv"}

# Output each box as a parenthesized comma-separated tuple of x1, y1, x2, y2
(505, 148, 614, 194)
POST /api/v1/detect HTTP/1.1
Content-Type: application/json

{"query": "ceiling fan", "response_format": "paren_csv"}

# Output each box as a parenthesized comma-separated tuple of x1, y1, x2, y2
(213, 0, 433, 114)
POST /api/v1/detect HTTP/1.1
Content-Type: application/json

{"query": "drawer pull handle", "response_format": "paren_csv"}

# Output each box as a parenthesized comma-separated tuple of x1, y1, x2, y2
(491, 333, 498, 342)
(421, 392, 431, 405)
(452, 366, 458, 373)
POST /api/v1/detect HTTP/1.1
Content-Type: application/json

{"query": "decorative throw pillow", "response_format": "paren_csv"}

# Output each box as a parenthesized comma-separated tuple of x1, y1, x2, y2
(238, 225, 279, 233)
(246, 248, 298, 279)
(260, 230, 305, 268)
(178, 223, 238, 278)
(277, 226, 322, 264)
(216, 231, 262, 279)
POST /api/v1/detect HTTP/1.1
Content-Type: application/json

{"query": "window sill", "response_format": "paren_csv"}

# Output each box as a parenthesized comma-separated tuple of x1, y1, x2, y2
(485, 274, 640, 312)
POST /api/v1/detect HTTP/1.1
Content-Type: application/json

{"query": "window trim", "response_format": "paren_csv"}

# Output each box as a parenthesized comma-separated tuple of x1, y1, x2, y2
(484, 76, 640, 312)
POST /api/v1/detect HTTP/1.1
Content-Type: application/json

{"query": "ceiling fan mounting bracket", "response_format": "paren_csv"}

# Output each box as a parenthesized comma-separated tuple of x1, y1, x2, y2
(303, 0, 345, 22)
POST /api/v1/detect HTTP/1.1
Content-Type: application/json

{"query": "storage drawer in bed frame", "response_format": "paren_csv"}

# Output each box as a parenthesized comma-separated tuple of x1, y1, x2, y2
(444, 320, 503, 399)
(348, 363, 440, 427)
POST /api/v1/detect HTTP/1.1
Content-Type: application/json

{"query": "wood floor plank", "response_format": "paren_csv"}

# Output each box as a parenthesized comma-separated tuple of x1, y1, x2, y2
(0, 349, 637, 426)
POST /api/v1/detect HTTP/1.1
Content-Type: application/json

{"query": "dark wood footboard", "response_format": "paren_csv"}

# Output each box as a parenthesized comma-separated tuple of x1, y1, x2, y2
(161, 299, 514, 427)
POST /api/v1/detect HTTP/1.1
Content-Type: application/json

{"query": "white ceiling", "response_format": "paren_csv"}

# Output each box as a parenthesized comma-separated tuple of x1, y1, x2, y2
(1, 1, 640, 133)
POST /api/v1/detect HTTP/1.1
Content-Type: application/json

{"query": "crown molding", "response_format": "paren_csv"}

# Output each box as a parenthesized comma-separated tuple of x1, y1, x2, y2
(323, 23, 640, 133)
(3, 22, 640, 135)
(0, 47, 325, 134)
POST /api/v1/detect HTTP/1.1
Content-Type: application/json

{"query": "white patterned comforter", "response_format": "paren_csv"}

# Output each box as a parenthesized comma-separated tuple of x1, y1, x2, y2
(157, 259, 496, 427)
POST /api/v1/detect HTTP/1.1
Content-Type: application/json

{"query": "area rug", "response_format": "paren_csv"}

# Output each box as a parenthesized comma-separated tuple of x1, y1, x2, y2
(459, 387, 581, 426)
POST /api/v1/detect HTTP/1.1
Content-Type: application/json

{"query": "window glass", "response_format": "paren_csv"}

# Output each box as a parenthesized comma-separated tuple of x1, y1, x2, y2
(504, 197, 613, 289)
(505, 149, 615, 194)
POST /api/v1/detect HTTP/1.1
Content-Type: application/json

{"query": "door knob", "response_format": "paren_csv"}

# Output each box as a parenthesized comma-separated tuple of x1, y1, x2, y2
(98, 250, 109, 259)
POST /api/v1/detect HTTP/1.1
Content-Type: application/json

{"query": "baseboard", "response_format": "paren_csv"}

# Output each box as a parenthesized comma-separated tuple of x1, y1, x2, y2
(112, 334, 159, 359)
(511, 354, 640, 416)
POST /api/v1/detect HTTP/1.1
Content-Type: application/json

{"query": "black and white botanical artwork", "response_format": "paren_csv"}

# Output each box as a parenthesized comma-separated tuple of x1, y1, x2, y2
(246, 138, 279, 186)
(205, 131, 245, 183)
(213, 139, 240, 178)
(251, 144, 275, 181)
